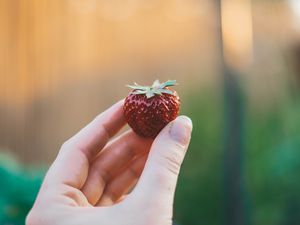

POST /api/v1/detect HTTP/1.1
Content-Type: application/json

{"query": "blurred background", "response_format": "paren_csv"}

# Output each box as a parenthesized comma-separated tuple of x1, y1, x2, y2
(1, 0, 300, 224)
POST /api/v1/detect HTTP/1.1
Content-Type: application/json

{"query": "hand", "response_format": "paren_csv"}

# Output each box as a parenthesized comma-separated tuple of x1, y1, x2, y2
(26, 100, 192, 225)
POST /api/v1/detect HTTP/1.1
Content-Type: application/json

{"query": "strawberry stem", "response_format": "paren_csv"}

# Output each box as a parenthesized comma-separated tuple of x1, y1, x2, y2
(127, 80, 177, 99)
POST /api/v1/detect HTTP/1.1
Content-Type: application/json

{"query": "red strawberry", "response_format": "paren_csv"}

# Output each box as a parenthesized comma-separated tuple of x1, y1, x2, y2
(123, 80, 180, 138)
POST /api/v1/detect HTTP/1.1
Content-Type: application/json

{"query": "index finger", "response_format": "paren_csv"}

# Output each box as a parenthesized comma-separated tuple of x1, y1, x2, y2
(44, 99, 126, 188)
(65, 99, 126, 160)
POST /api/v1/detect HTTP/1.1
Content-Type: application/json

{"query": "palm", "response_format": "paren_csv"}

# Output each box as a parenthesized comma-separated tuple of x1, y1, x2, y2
(80, 132, 152, 206)
(59, 134, 151, 208)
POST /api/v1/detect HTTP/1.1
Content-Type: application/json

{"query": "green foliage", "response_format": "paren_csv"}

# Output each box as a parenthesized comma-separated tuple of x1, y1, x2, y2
(174, 88, 224, 225)
(0, 154, 45, 225)
(245, 100, 300, 225)
(174, 88, 300, 225)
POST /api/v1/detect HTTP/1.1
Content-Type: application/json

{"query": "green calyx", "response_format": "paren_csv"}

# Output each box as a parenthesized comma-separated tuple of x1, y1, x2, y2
(127, 80, 177, 98)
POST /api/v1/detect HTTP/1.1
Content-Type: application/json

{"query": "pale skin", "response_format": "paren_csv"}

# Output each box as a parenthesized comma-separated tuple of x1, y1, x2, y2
(26, 100, 193, 225)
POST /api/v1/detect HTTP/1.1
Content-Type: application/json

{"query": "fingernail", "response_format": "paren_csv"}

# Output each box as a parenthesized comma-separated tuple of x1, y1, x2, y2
(170, 116, 193, 145)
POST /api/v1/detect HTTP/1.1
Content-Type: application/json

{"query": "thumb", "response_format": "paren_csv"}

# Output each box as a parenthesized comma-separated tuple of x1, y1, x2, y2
(132, 115, 192, 206)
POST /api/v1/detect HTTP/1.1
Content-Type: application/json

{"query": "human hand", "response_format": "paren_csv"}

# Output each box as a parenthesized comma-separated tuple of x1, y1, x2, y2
(26, 100, 192, 225)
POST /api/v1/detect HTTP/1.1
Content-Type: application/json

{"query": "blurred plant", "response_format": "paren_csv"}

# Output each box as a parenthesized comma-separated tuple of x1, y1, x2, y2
(0, 153, 45, 225)
(174, 85, 300, 225)
(246, 98, 300, 225)
(174, 87, 224, 225)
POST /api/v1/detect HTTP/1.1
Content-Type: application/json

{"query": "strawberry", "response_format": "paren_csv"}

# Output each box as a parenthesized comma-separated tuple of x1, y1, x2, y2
(123, 80, 180, 138)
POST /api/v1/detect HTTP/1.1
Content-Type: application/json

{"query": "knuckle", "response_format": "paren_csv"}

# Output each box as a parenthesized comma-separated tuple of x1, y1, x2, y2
(128, 166, 140, 179)
(62, 186, 88, 206)
(162, 148, 184, 176)
(26, 210, 40, 225)
(59, 140, 74, 156)
(61, 140, 72, 150)
(105, 191, 118, 203)
(98, 124, 110, 143)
